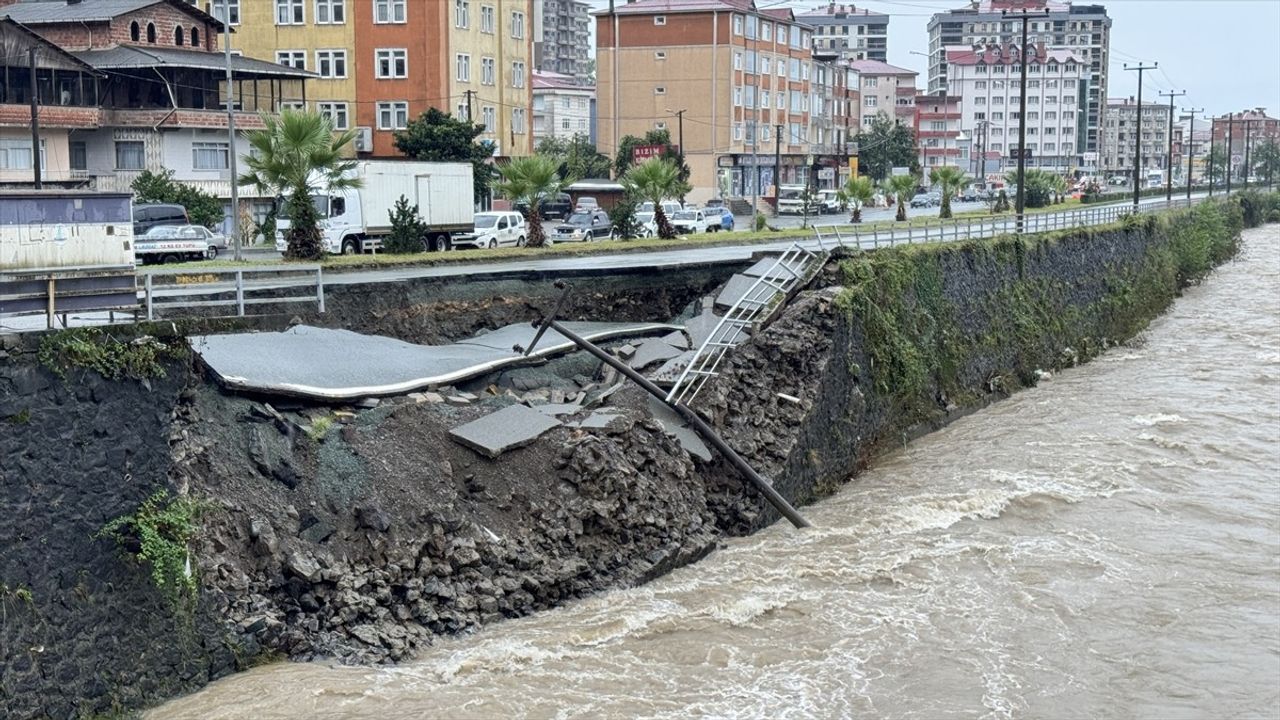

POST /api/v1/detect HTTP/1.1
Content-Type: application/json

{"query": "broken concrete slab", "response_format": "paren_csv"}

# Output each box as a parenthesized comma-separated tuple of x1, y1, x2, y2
(615, 343, 636, 359)
(573, 411, 624, 429)
(661, 331, 691, 350)
(684, 308, 720, 349)
(742, 256, 806, 281)
(646, 397, 713, 462)
(715, 273, 778, 310)
(629, 339, 683, 370)
(533, 402, 584, 417)
(449, 404, 562, 459)
(650, 350, 696, 385)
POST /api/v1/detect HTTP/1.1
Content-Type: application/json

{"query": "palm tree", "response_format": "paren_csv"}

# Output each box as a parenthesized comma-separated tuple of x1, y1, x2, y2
(621, 158, 690, 239)
(240, 109, 360, 260)
(839, 175, 876, 223)
(885, 174, 918, 222)
(928, 166, 970, 219)
(495, 154, 571, 248)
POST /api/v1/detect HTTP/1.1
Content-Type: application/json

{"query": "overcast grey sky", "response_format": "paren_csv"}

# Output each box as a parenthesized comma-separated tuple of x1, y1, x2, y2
(586, 0, 1280, 116)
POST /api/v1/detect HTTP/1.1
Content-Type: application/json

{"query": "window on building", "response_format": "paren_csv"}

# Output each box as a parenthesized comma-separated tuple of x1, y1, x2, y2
(191, 27, 200, 46)
(511, 11, 525, 38)
(733, 87, 742, 106)
(377, 101, 409, 130)
(512, 61, 526, 88)
(481, 57, 495, 85)
(212, 0, 240, 25)
(70, 141, 87, 171)
(864, 76, 877, 88)
(762, 21, 772, 41)
(733, 52, 742, 70)
(512, 108, 526, 134)
(276, 50, 306, 69)
(789, 25, 801, 48)
(376, 49, 407, 78)
(654, 15, 666, 26)
(745, 15, 757, 39)
(654, 86, 666, 95)
(864, 96, 877, 107)
(455, 0, 469, 28)
(654, 121, 666, 131)
(115, 141, 145, 170)
(974, 112, 986, 120)
(789, 58, 800, 81)
(316, 0, 344, 23)
(930, 120, 945, 131)
(130, 21, 140, 41)
(481, 105, 495, 131)
(480, 4, 494, 33)
(733, 14, 743, 36)
(317, 102, 349, 129)
(316, 50, 347, 78)
(733, 123, 743, 141)
(276, 0, 303, 24)
(146, 22, 156, 42)
(655, 51, 666, 61)
(456, 53, 471, 82)
(761, 56, 770, 74)
(375, 0, 405, 23)
(174, 26, 184, 45)
(761, 91, 770, 109)
(192, 142, 230, 170)
(744, 85, 755, 108)
(975, 81, 986, 89)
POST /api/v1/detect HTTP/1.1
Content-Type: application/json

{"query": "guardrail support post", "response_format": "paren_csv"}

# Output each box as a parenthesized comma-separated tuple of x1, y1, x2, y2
(45, 278, 55, 330)
(316, 266, 326, 314)
(145, 273, 153, 321)
(235, 270, 245, 316)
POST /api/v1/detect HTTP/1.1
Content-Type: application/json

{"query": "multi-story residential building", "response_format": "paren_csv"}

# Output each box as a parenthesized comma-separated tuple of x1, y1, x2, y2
(532, 70, 594, 144)
(798, 3, 888, 62)
(231, 0, 534, 160)
(0, 0, 311, 235)
(596, 0, 856, 203)
(535, 0, 591, 84)
(848, 59, 917, 129)
(1211, 108, 1280, 181)
(947, 44, 1087, 174)
(1100, 96, 1169, 178)
(926, 0, 1109, 157)
(914, 94, 966, 175)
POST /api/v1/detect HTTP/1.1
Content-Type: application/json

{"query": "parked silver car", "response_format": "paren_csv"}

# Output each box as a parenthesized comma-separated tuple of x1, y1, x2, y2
(142, 225, 228, 257)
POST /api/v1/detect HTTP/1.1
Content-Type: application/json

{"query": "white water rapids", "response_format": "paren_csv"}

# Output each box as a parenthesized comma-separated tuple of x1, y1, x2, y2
(152, 225, 1280, 720)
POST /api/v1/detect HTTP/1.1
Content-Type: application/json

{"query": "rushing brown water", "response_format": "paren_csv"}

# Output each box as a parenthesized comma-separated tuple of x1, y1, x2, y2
(153, 225, 1280, 720)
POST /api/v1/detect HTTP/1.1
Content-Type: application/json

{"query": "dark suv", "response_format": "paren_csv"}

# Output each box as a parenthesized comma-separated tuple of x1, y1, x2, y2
(515, 193, 572, 220)
(133, 203, 189, 236)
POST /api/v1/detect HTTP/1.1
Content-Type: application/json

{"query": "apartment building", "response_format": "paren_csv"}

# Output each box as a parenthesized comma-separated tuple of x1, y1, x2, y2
(1100, 96, 1169, 178)
(596, 0, 856, 203)
(847, 59, 916, 129)
(231, 0, 533, 159)
(1211, 109, 1280, 181)
(926, 0, 1109, 157)
(914, 94, 966, 175)
(532, 70, 594, 144)
(535, 0, 591, 84)
(797, 3, 888, 62)
(947, 44, 1086, 174)
(0, 1, 311, 235)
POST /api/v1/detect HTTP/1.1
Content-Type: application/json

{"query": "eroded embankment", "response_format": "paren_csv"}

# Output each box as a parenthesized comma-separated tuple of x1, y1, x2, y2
(1, 194, 1272, 719)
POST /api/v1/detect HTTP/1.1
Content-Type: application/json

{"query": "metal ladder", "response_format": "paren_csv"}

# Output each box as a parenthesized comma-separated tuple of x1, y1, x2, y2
(666, 243, 826, 406)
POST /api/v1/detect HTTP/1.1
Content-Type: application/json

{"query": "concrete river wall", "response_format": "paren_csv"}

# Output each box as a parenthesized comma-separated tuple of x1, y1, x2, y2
(1, 195, 1272, 718)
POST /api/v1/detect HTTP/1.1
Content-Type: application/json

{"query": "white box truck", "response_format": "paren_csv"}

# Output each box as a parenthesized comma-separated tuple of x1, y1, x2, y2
(276, 161, 475, 255)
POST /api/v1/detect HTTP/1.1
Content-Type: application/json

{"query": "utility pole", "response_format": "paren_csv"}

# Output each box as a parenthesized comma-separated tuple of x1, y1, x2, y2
(1003, 7, 1046, 233)
(774, 123, 782, 208)
(1242, 117, 1253, 189)
(1182, 107, 1201, 202)
(222, 15, 240, 261)
(464, 89, 475, 122)
(1225, 113, 1234, 195)
(673, 108, 685, 158)
(1159, 90, 1185, 203)
(1124, 62, 1157, 210)
(29, 47, 41, 190)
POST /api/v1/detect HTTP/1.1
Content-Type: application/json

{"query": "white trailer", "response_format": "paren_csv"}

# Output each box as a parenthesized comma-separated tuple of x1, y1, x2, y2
(276, 161, 475, 255)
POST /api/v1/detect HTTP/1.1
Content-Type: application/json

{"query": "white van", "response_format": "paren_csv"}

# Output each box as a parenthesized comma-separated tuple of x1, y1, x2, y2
(452, 211, 527, 249)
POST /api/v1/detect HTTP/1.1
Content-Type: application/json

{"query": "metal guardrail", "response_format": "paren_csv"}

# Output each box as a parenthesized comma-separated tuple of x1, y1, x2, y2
(140, 264, 325, 321)
(809, 197, 1198, 251)
(0, 264, 138, 329)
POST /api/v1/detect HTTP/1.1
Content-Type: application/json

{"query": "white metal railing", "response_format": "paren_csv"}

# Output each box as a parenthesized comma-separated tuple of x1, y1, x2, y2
(140, 264, 325, 321)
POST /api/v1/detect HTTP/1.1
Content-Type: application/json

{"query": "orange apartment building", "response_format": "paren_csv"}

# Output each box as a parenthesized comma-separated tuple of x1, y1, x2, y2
(596, 0, 856, 204)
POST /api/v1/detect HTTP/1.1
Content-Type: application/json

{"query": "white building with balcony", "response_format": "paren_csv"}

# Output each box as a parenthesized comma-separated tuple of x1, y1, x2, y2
(532, 71, 595, 145)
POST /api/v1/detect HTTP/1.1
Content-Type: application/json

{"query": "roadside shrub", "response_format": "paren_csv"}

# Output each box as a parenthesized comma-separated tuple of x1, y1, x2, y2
(132, 169, 225, 229)
(96, 490, 207, 609)
(754, 212, 768, 231)
(1236, 190, 1280, 227)
(609, 197, 644, 240)
(37, 328, 187, 382)
(383, 195, 427, 254)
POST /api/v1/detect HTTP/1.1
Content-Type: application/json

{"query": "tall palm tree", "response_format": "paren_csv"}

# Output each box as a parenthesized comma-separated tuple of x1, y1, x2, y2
(240, 109, 360, 260)
(621, 158, 690, 239)
(839, 175, 875, 223)
(885, 174, 918, 222)
(495, 154, 571, 248)
(928, 166, 970, 219)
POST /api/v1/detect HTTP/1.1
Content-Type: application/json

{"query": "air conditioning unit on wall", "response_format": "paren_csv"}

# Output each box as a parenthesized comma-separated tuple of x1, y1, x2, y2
(354, 127, 373, 152)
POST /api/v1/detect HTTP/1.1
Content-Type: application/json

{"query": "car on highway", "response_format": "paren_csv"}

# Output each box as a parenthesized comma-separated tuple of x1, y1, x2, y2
(132, 203, 190, 236)
(516, 193, 573, 220)
(910, 192, 940, 208)
(816, 189, 843, 214)
(670, 208, 724, 234)
(574, 196, 599, 213)
(142, 224, 227, 256)
(135, 225, 219, 264)
(451, 211, 526, 249)
(552, 210, 613, 242)
(719, 208, 735, 231)
(635, 200, 682, 236)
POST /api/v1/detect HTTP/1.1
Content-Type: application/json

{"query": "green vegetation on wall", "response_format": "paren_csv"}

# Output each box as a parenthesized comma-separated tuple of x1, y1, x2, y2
(834, 196, 1263, 427)
(37, 328, 188, 382)
(95, 490, 207, 610)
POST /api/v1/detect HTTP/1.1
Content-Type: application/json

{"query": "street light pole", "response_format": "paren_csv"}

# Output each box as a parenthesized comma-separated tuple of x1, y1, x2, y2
(1124, 62, 1157, 210)
(1225, 113, 1234, 195)
(222, 10, 241, 261)
(1242, 117, 1253, 189)
(1003, 8, 1046, 233)
(1159, 90, 1184, 203)
(1182, 107, 1202, 202)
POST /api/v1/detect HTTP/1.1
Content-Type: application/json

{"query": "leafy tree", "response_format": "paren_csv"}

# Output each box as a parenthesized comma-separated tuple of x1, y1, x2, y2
(495, 155, 572, 248)
(884, 173, 918, 222)
(608, 196, 644, 240)
(614, 129, 689, 183)
(853, 115, 919, 181)
(993, 189, 1011, 213)
(838, 175, 875, 223)
(621, 158, 689, 239)
(383, 195, 428, 253)
(536, 133, 612, 180)
(928, 166, 970, 219)
(1006, 168, 1055, 208)
(393, 108, 496, 204)
(240, 109, 360, 260)
(1251, 139, 1280, 187)
(131, 169, 224, 229)
(1205, 143, 1228, 184)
